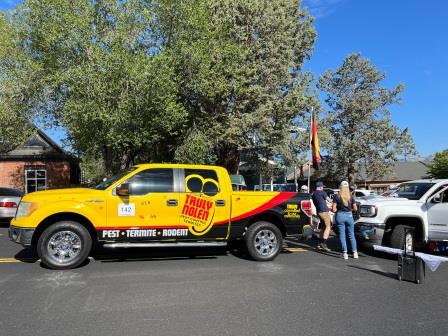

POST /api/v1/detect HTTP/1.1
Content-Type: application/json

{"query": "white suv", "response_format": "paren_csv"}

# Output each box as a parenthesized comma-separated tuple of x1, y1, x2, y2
(355, 180, 448, 250)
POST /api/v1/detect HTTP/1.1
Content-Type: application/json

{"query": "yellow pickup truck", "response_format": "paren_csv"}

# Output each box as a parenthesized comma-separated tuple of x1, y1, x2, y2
(9, 164, 312, 269)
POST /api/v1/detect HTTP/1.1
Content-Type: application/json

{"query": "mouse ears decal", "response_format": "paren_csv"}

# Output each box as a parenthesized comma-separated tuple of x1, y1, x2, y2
(185, 174, 219, 197)
(181, 173, 219, 236)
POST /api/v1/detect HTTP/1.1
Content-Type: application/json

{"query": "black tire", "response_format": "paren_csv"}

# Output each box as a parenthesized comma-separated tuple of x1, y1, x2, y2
(245, 221, 283, 261)
(390, 225, 413, 250)
(37, 221, 92, 270)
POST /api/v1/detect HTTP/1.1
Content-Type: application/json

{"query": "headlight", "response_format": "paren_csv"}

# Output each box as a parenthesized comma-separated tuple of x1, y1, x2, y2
(15, 202, 39, 219)
(359, 205, 377, 217)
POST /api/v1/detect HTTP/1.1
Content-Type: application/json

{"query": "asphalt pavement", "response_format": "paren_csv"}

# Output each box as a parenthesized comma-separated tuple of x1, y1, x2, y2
(0, 223, 447, 336)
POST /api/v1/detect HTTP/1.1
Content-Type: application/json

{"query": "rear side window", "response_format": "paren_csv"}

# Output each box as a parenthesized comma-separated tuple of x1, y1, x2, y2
(127, 169, 174, 195)
(184, 169, 220, 196)
(0, 188, 23, 197)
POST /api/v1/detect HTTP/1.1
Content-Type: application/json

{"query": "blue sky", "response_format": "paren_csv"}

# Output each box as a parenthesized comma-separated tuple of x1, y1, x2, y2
(302, 0, 448, 157)
(1, 0, 447, 157)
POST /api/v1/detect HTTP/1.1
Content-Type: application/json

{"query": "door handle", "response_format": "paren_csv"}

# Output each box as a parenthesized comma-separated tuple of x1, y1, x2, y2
(167, 199, 178, 206)
(216, 200, 226, 207)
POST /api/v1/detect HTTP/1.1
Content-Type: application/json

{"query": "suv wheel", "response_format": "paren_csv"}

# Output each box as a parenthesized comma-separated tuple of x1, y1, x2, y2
(37, 221, 92, 270)
(245, 221, 283, 261)
(390, 224, 413, 250)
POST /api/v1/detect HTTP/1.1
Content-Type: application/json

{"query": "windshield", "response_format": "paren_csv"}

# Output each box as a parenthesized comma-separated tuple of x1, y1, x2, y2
(93, 168, 137, 190)
(395, 182, 435, 200)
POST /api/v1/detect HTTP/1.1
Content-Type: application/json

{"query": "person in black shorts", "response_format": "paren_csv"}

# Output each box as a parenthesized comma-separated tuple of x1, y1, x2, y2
(312, 181, 332, 251)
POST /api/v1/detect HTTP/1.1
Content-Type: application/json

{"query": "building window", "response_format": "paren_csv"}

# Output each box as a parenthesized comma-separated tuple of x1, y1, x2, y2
(25, 167, 47, 193)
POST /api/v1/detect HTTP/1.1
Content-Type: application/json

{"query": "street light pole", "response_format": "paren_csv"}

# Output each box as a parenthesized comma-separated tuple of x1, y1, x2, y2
(289, 126, 306, 193)
(294, 165, 298, 192)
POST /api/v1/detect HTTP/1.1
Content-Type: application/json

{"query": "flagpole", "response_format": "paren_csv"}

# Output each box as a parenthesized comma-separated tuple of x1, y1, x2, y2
(307, 107, 313, 191)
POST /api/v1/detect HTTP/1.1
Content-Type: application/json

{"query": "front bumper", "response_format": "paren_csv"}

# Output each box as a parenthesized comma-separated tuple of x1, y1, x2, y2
(355, 222, 385, 247)
(8, 226, 35, 246)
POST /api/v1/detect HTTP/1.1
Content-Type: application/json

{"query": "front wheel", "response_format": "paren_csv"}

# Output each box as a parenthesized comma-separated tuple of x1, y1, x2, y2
(37, 221, 92, 270)
(390, 224, 413, 250)
(245, 221, 283, 261)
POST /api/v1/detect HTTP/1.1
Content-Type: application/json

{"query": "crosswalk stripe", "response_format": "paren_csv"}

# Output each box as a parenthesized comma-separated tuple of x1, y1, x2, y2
(0, 257, 95, 264)
(0, 258, 22, 263)
(285, 247, 306, 252)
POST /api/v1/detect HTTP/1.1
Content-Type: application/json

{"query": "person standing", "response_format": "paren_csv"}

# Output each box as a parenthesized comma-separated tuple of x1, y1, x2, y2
(300, 185, 309, 193)
(332, 181, 358, 259)
(312, 181, 332, 251)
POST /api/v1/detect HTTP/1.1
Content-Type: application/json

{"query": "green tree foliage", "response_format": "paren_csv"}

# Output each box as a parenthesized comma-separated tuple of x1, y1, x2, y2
(396, 127, 417, 161)
(318, 53, 415, 185)
(0, 0, 316, 173)
(428, 149, 448, 179)
(157, 0, 317, 173)
(1, 0, 317, 176)
(0, 12, 35, 152)
(1, 0, 187, 173)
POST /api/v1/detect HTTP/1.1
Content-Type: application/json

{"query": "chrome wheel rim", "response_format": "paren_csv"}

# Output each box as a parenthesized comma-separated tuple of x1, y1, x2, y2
(254, 229, 278, 257)
(47, 231, 82, 264)
(405, 232, 413, 253)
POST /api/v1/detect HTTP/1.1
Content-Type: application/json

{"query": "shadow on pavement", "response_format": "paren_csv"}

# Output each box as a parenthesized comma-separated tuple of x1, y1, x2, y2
(348, 264, 398, 280)
(14, 248, 39, 263)
(358, 245, 398, 260)
(92, 246, 227, 264)
(0, 219, 11, 228)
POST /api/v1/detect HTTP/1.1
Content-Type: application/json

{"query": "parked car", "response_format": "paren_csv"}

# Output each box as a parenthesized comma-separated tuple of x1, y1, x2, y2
(254, 183, 296, 191)
(230, 174, 247, 191)
(0, 187, 23, 221)
(353, 189, 378, 204)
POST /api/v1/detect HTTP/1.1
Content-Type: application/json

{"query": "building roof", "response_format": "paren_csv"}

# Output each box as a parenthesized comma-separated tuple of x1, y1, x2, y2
(0, 128, 76, 161)
(284, 160, 431, 183)
(356, 160, 431, 182)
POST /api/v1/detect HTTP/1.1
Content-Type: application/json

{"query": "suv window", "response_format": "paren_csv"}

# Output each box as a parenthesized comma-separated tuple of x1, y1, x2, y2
(127, 169, 174, 195)
(184, 169, 219, 196)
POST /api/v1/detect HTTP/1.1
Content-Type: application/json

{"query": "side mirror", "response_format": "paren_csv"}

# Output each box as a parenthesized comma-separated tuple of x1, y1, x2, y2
(116, 183, 130, 197)
(432, 194, 441, 203)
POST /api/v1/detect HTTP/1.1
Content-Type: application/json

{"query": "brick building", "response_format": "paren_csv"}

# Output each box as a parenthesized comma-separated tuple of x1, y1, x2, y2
(0, 129, 80, 194)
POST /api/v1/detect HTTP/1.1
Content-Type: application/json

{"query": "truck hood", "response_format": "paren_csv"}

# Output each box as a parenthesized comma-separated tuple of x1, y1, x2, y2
(362, 197, 421, 206)
(22, 188, 105, 202)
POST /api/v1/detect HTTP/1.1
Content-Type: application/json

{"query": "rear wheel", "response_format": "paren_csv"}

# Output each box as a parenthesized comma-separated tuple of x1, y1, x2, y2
(245, 221, 283, 261)
(390, 224, 413, 250)
(37, 221, 92, 270)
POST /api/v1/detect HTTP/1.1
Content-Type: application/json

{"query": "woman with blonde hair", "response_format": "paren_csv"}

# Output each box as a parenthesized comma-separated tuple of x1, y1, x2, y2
(332, 181, 358, 259)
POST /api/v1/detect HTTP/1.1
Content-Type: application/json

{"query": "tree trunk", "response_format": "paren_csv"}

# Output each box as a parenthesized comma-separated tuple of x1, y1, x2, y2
(347, 161, 355, 186)
(216, 144, 240, 174)
(104, 146, 114, 175)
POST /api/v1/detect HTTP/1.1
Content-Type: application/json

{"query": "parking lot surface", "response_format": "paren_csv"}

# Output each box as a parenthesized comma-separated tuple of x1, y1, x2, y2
(0, 224, 447, 336)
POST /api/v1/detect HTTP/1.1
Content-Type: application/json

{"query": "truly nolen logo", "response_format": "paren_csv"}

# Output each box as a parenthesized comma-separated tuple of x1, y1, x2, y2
(181, 174, 218, 236)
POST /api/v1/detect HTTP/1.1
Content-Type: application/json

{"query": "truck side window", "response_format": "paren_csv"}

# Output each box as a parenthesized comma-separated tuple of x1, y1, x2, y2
(184, 169, 220, 196)
(127, 169, 174, 195)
